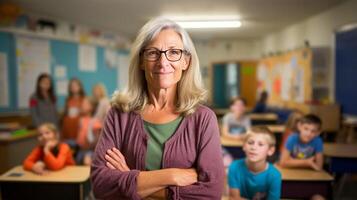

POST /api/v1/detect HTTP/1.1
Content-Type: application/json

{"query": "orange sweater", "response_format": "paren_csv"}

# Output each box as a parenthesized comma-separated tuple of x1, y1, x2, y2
(23, 143, 75, 171)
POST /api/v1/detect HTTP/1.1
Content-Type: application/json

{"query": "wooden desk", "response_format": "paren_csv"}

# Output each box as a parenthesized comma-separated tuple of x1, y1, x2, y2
(221, 136, 244, 159)
(266, 124, 285, 134)
(221, 136, 243, 147)
(276, 165, 333, 199)
(0, 165, 90, 200)
(324, 142, 357, 173)
(249, 113, 278, 125)
(0, 130, 38, 174)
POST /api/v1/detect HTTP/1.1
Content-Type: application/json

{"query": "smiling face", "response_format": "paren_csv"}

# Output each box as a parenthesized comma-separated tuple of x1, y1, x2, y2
(141, 28, 190, 90)
(37, 125, 56, 146)
(298, 122, 321, 143)
(243, 134, 275, 163)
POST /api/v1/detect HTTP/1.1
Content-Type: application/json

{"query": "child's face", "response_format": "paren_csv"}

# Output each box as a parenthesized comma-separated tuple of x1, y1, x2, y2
(230, 100, 246, 116)
(93, 86, 102, 99)
(243, 134, 274, 163)
(81, 99, 93, 115)
(70, 81, 81, 94)
(39, 77, 51, 91)
(37, 126, 56, 146)
(298, 122, 321, 143)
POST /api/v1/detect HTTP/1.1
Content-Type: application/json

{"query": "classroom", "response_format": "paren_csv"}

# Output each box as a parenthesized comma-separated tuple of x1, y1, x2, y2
(0, 0, 357, 199)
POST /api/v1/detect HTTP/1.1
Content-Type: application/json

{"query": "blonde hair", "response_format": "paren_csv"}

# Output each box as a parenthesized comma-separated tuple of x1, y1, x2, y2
(244, 126, 276, 147)
(38, 123, 59, 138)
(93, 83, 108, 99)
(111, 17, 207, 116)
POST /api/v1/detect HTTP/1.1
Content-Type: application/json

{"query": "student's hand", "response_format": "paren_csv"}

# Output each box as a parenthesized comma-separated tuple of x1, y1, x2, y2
(105, 147, 130, 172)
(169, 168, 198, 186)
(44, 139, 58, 153)
(32, 161, 48, 175)
(307, 157, 321, 171)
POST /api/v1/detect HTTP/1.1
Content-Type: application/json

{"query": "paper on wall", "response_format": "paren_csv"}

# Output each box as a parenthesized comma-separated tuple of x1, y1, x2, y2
(55, 65, 67, 79)
(79, 44, 96, 72)
(16, 36, 50, 108)
(56, 79, 68, 96)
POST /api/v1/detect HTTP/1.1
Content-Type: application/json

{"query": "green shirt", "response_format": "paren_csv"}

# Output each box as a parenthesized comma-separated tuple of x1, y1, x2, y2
(144, 116, 183, 170)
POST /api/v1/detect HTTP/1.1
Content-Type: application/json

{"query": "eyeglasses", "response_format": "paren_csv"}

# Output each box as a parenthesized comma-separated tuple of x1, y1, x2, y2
(141, 48, 188, 62)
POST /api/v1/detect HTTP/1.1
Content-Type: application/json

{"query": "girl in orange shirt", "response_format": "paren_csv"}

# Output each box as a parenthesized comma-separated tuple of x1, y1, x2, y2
(23, 123, 75, 174)
(76, 97, 102, 165)
(61, 78, 85, 140)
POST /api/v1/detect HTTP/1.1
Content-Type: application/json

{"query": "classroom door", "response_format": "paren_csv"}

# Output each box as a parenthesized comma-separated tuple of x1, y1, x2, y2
(212, 63, 240, 108)
(336, 26, 357, 115)
(239, 61, 257, 108)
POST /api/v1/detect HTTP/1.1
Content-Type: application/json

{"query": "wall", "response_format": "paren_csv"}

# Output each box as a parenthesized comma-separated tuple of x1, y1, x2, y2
(258, 0, 357, 101)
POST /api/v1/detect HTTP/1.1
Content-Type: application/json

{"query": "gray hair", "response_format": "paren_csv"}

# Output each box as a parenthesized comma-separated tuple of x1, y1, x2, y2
(111, 17, 207, 115)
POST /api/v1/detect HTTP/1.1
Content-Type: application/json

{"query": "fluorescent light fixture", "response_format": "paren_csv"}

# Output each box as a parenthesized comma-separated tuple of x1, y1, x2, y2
(176, 20, 242, 29)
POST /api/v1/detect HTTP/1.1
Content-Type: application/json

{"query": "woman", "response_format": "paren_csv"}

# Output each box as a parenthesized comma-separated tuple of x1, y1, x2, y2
(29, 73, 58, 127)
(91, 83, 110, 123)
(91, 18, 224, 200)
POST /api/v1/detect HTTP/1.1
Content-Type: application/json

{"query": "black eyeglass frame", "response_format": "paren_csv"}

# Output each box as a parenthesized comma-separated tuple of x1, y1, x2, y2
(140, 48, 190, 62)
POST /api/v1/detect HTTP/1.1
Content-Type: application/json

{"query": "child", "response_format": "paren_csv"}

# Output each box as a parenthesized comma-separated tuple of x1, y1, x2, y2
(280, 110, 304, 152)
(279, 114, 323, 171)
(23, 123, 75, 174)
(228, 126, 281, 200)
(222, 97, 251, 140)
(61, 78, 85, 140)
(29, 73, 58, 127)
(76, 97, 102, 165)
(252, 90, 268, 113)
(91, 83, 111, 123)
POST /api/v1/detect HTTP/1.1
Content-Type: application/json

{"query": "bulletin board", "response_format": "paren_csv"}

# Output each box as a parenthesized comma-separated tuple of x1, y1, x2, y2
(0, 31, 127, 113)
(257, 48, 312, 108)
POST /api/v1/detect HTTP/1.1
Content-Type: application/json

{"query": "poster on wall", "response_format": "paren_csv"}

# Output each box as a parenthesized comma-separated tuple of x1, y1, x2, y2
(16, 36, 50, 108)
(105, 48, 117, 68)
(256, 63, 267, 93)
(79, 44, 97, 72)
(281, 63, 292, 101)
(0, 53, 9, 107)
(293, 68, 305, 103)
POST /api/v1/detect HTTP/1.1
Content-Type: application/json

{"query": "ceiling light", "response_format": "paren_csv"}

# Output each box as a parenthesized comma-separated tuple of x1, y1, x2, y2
(176, 20, 242, 29)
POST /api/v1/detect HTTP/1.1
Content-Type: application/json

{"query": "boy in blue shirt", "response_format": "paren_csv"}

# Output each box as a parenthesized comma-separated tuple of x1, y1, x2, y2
(228, 126, 281, 200)
(279, 114, 323, 171)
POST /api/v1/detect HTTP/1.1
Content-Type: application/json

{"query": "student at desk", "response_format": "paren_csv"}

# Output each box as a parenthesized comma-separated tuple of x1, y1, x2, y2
(252, 90, 268, 113)
(228, 127, 281, 200)
(221, 97, 251, 140)
(221, 97, 251, 167)
(279, 114, 325, 200)
(23, 123, 75, 175)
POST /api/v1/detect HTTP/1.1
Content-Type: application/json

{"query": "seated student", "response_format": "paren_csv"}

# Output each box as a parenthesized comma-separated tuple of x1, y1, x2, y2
(23, 123, 75, 174)
(76, 97, 102, 166)
(222, 97, 251, 140)
(280, 110, 304, 152)
(252, 90, 268, 113)
(279, 114, 323, 171)
(228, 126, 282, 200)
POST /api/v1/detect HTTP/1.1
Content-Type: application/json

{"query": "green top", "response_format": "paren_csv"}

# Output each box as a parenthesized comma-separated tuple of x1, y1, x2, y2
(144, 116, 183, 170)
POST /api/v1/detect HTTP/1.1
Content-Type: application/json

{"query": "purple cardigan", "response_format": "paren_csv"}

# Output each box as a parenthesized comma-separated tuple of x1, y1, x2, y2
(90, 105, 224, 200)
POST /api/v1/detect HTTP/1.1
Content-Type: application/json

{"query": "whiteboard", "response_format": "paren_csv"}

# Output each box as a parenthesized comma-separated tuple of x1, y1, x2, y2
(16, 36, 50, 108)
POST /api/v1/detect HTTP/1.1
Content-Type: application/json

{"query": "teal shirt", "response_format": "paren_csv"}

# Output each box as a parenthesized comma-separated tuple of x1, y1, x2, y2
(228, 159, 282, 200)
(144, 117, 183, 170)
